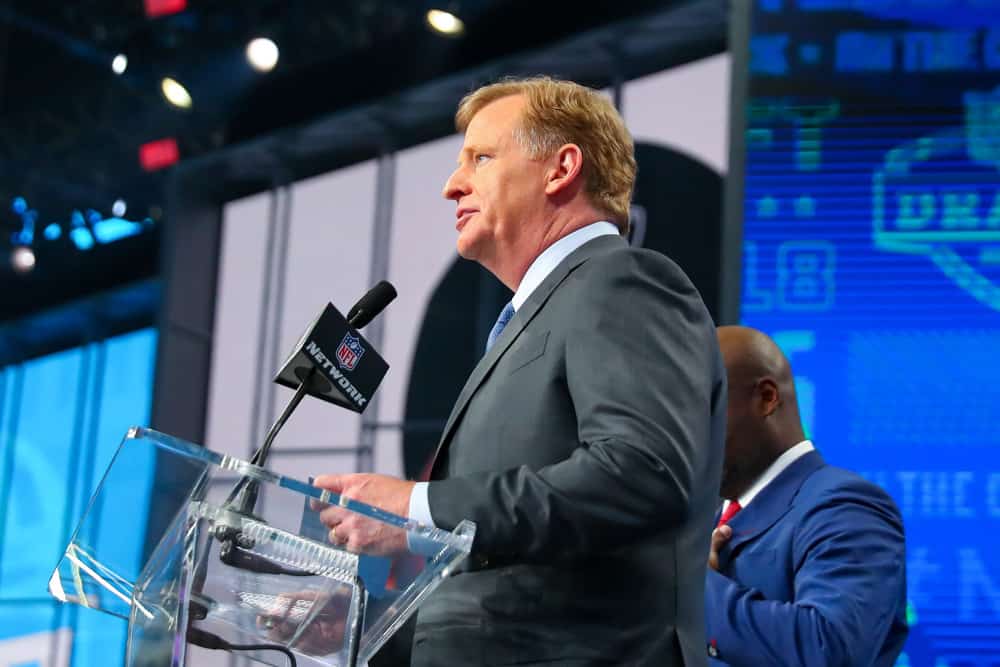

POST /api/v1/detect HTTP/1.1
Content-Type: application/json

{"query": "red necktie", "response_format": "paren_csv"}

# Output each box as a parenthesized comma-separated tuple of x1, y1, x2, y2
(717, 500, 742, 528)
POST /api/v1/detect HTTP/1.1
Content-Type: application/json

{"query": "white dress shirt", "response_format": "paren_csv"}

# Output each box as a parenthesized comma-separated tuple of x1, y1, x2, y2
(720, 440, 815, 518)
(408, 221, 620, 527)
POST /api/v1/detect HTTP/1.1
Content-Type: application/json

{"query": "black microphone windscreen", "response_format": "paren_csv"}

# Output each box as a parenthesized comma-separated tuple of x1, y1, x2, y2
(347, 280, 398, 328)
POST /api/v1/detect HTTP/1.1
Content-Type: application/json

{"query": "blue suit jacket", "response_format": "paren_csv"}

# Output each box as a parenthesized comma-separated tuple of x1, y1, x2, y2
(704, 450, 908, 667)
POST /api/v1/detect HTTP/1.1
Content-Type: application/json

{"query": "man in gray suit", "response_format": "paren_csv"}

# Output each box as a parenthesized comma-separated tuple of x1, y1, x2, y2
(315, 77, 726, 666)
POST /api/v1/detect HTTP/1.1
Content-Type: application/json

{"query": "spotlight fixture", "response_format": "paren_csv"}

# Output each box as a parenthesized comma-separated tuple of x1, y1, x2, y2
(112, 199, 128, 217)
(112, 54, 128, 75)
(246, 38, 279, 72)
(161, 77, 192, 109)
(10, 246, 36, 274)
(426, 9, 465, 36)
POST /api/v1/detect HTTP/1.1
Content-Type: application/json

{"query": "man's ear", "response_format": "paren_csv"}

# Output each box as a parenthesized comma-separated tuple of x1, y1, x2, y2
(544, 144, 584, 196)
(755, 377, 781, 418)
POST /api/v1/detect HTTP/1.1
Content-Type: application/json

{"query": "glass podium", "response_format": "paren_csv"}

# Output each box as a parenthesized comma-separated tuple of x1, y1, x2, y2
(48, 427, 475, 666)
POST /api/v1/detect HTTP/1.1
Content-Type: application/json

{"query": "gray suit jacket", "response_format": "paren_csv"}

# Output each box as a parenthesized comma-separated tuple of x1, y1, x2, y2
(411, 234, 726, 667)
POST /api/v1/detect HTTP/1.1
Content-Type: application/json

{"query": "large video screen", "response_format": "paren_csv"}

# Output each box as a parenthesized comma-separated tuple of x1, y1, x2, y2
(740, 2, 1000, 664)
(0, 328, 158, 665)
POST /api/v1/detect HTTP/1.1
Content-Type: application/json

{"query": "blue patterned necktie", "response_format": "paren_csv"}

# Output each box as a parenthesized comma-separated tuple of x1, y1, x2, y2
(485, 301, 515, 354)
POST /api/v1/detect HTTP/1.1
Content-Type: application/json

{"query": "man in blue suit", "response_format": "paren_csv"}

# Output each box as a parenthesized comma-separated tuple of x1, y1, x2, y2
(705, 326, 908, 666)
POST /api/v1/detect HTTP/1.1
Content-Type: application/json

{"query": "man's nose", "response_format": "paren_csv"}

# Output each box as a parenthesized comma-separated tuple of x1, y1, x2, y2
(442, 166, 469, 201)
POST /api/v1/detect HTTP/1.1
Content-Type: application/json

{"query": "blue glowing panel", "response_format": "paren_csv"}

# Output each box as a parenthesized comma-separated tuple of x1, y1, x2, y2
(0, 603, 62, 655)
(0, 328, 157, 665)
(0, 347, 85, 599)
(71, 329, 157, 667)
(741, 2, 1000, 665)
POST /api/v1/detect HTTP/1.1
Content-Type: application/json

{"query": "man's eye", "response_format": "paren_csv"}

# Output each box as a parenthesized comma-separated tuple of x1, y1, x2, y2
(475, 154, 490, 164)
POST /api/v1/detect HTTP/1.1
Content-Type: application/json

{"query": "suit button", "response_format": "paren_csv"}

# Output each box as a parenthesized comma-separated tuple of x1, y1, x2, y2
(474, 555, 489, 568)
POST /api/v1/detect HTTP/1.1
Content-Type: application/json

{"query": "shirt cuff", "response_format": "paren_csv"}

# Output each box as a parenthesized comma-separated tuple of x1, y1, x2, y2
(408, 482, 436, 527)
(406, 482, 443, 559)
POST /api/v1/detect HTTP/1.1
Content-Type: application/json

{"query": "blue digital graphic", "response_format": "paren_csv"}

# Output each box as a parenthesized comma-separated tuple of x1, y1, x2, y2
(742, 2, 1000, 665)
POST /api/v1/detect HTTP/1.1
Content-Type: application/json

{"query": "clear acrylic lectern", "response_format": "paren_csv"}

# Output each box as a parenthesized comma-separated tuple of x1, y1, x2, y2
(48, 427, 475, 666)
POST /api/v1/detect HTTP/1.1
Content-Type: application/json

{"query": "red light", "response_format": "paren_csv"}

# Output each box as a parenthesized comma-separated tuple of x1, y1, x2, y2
(144, 0, 186, 18)
(139, 138, 180, 171)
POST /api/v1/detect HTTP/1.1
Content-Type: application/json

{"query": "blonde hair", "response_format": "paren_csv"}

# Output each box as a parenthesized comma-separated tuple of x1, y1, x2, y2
(456, 76, 635, 233)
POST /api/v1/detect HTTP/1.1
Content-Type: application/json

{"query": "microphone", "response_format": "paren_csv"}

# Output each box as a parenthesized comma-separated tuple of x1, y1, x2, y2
(347, 280, 397, 328)
(218, 282, 396, 562)
(255, 281, 395, 467)
(271, 286, 393, 415)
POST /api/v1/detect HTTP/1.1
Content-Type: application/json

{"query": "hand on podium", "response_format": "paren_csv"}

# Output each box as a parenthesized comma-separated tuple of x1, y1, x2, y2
(312, 473, 415, 556)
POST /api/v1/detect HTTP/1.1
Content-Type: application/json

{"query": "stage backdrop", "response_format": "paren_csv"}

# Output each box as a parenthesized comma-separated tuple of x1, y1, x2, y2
(738, 2, 1000, 665)
(204, 53, 731, 496)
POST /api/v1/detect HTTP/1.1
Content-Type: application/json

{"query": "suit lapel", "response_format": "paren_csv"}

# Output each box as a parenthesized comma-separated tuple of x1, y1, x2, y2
(430, 235, 626, 473)
(725, 450, 826, 553)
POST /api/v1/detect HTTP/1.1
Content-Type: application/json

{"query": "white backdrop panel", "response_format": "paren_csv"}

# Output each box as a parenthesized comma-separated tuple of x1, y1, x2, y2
(375, 134, 465, 477)
(205, 192, 273, 458)
(623, 53, 730, 173)
(270, 161, 377, 462)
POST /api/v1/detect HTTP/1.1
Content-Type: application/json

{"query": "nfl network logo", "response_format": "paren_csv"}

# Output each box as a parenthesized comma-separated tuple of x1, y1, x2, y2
(336, 333, 365, 371)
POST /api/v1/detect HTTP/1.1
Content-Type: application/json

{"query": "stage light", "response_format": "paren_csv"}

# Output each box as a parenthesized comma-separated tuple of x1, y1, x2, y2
(44, 223, 61, 241)
(112, 199, 127, 217)
(12, 197, 27, 215)
(144, 0, 186, 19)
(139, 138, 180, 171)
(10, 246, 35, 273)
(70, 228, 95, 250)
(70, 210, 95, 251)
(92, 217, 147, 244)
(426, 9, 464, 36)
(112, 54, 128, 75)
(161, 77, 192, 109)
(246, 38, 279, 72)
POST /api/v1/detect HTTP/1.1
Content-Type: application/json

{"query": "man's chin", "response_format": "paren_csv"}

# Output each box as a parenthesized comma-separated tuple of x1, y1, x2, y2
(455, 236, 480, 261)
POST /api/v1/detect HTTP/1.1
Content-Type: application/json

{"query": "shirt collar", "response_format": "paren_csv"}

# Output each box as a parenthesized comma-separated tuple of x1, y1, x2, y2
(723, 440, 815, 513)
(511, 221, 620, 311)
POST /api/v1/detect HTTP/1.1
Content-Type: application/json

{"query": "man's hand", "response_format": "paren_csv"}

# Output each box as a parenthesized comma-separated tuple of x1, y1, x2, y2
(312, 473, 415, 556)
(707, 524, 733, 572)
(258, 589, 351, 655)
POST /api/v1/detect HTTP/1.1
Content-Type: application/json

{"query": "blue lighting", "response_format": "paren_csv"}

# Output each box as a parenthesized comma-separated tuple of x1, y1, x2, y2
(70, 227, 95, 251)
(7, 198, 155, 255)
(92, 217, 147, 244)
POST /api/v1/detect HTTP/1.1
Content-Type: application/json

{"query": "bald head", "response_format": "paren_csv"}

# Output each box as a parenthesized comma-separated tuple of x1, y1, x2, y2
(716, 326, 806, 499)
(717, 326, 796, 410)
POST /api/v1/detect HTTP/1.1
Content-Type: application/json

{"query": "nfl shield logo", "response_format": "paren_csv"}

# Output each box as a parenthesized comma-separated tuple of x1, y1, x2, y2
(336, 333, 365, 371)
